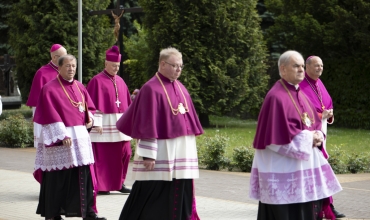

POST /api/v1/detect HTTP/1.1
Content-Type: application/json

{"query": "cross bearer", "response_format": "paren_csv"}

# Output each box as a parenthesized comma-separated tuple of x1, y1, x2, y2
(86, 45, 132, 195)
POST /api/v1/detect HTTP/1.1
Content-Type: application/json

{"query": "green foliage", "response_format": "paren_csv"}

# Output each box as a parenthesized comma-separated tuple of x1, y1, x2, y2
(123, 20, 151, 91)
(0, 0, 13, 54)
(0, 108, 32, 121)
(0, 113, 33, 148)
(137, 0, 269, 120)
(130, 139, 137, 160)
(264, 0, 370, 129)
(232, 146, 254, 172)
(328, 145, 348, 174)
(198, 133, 230, 170)
(7, 0, 114, 102)
(346, 152, 370, 174)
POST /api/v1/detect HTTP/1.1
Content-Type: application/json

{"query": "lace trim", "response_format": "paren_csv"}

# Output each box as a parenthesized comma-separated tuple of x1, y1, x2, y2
(35, 137, 95, 171)
(249, 165, 342, 204)
(42, 122, 67, 145)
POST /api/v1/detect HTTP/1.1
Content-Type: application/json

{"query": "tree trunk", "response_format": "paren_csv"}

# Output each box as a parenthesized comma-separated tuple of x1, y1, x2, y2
(199, 113, 210, 128)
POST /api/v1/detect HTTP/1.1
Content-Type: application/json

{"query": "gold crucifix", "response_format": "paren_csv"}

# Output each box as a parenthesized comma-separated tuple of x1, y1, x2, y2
(111, 10, 124, 42)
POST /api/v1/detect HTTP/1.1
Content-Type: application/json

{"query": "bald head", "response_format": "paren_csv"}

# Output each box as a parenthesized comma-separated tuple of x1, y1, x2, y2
(305, 56, 323, 80)
(50, 46, 67, 65)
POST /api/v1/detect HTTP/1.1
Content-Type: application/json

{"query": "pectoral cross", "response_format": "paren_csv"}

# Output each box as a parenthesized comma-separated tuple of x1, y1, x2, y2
(115, 99, 121, 107)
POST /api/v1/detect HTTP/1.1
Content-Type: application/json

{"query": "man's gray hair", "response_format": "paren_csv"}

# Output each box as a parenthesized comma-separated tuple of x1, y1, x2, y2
(58, 54, 77, 67)
(159, 47, 182, 63)
(278, 50, 303, 75)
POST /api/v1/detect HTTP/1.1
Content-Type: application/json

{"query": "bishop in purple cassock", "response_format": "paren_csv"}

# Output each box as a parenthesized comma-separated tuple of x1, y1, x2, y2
(249, 51, 341, 220)
(300, 56, 346, 218)
(27, 44, 67, 183)
(300, 56, 334, 144)
(34, 54, 106, 220)
(116, 47, 203, 220)
(86, 45, 132, 194)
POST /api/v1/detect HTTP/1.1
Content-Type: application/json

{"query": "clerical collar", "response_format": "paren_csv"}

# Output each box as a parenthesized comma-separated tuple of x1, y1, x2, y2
(103, 69, 115, 78)
(59, 74, 74, 83)
(282, 78, 299, 90)
(157, 72, 174, 83)
(50, 61, 58, 68)
(305, 72, 318, 83)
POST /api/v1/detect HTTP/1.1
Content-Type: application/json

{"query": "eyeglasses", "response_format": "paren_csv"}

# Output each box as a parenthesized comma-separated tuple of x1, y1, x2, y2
(64, 64, 76, 69)
(164, 61, 184, 70)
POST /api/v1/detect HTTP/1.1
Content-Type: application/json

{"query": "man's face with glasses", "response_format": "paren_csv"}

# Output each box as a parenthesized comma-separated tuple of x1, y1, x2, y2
(161, 55, 183, 81)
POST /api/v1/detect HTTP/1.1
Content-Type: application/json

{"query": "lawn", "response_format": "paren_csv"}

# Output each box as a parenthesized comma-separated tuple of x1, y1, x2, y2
(197, 115, 370, 157)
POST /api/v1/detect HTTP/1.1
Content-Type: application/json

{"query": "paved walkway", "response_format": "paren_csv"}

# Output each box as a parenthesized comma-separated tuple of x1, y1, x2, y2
(0, 147, 369, 220)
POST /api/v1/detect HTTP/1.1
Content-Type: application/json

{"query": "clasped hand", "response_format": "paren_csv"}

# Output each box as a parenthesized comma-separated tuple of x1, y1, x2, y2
(93, 126, 103, 134)
(143, 158, 155, 170)
(322, 109, 333, 119)
(62, 138, 72, 147)
(312, 131, 323, 148)
(85, 120, 93, 129)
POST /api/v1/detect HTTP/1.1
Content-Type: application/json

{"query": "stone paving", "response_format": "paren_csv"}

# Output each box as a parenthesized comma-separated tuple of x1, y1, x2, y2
(0, 147, 369, 220)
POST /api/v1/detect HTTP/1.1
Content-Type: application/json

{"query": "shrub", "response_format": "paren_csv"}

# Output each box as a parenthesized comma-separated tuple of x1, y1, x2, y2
(328, 145, 348, 174)
(232, 146, 255, 172)
(0, 108, 32, 121)
(198, 134, 230, 170)
(346, 152, 370, 174)
(130, 139, 137, 160)
(0, 114, 33, 148)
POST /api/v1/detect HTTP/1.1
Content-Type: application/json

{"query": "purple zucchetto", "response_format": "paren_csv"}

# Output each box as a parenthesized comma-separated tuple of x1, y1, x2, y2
(106, 45, 121, 62)
(50, 44, 63, 52)
(306, 55, 315, 63)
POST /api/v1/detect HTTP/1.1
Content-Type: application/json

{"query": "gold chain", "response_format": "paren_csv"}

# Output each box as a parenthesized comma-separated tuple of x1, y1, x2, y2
(304, 77, 325, 110)
(156, 72, 189, 115)
(279, 79, 315, 125)
(102, 71, 119, 102)
(57, 75, 85, 108)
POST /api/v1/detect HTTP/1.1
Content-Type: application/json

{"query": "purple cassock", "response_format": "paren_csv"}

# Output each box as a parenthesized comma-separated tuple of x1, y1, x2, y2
(116, 72, 203, 139)
(250, 79, 342, 220)
(116, 72, 203, 220)
(33, 75, 99, 218)
(299, 72, 333, 113)
(26, 61, 59, 107)
(86, 70, 132, 192)
(34, 76, 95, 126)
(253, 79, 322, 150)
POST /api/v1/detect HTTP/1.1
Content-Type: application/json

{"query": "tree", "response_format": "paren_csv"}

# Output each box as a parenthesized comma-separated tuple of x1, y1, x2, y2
(0, 0, 16, 55)
(264, 0, 370, 129)
(7, 0, 115, 102)
(135, 0, 269, 126)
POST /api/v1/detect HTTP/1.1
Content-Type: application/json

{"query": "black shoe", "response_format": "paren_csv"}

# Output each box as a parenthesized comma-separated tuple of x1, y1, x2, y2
(54, 216, 64, 220)
(118, 185, 131, 194)
(83, 213, 107, 220)
(330, 204, 346, 218)
(97, 191, 110, 195)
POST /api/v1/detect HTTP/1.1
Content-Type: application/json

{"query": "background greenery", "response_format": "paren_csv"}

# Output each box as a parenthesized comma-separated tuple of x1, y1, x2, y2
(6, 0, 114, 102)
(263, 0, 370, 129)
(1, 0, 370, 129)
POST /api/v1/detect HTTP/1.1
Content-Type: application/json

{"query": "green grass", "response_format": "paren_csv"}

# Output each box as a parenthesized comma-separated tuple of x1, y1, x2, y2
(197, 116, 257, 157)
(197, 115, 370, 157)
(326, 128, 370, 153)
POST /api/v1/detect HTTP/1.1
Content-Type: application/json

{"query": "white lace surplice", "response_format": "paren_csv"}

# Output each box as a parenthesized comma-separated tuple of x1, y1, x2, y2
(35, 122, 95, 171)
(249, 130, 342, 205)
